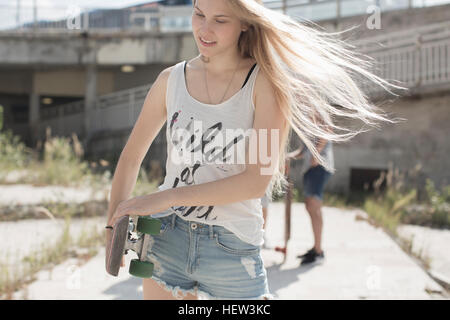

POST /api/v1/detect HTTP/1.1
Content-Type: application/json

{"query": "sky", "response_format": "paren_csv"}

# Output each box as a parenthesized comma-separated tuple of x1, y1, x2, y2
(0, 0, 159, 9)
(2, 0, 450, 9)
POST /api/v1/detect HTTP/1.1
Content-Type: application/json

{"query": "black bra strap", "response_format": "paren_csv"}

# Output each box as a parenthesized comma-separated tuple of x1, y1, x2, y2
(184, 61, 257, 89)
(241, 63, 257, 88)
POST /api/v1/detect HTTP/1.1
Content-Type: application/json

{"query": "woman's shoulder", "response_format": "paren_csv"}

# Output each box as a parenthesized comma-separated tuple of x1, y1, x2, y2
(153, 62, 184, 91)
(159, 61, 183, 79)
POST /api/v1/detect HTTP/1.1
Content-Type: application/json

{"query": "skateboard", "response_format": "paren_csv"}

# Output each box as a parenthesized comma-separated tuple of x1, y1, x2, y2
(105, 215, 162, 278)
(275, 159, 292, 260)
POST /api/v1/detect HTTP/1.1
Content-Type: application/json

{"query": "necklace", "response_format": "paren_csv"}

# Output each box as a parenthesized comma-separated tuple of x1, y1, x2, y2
(201, 55, 241, 105)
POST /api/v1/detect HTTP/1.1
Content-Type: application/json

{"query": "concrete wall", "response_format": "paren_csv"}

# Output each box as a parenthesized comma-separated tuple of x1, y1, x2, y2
(0, 64, 173, 97)
(0, 32, 197, 66)
(113, 63, 171, 92)
(0, 69, 32, 95)
(33, 69, 115, 96)
(303, 92, 450, 197)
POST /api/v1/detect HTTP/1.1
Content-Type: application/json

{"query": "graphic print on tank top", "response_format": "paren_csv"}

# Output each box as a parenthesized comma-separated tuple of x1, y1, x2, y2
(164, 60, 258, 222)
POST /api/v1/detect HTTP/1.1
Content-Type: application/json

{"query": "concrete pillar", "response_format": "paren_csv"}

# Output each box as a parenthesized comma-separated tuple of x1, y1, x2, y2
(29, 91, 40, 148)
(83, 62, 97, 150)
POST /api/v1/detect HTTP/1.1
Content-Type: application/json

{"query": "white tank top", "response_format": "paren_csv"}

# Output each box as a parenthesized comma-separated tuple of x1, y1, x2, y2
(151, 60, 265, 246)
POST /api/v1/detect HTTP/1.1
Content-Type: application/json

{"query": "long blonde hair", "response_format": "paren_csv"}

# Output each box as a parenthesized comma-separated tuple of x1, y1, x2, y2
(193, 0, 407, 197)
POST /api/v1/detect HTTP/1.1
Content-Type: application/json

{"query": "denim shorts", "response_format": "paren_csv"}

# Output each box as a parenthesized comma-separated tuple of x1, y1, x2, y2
(303, 165, 332, 201)
(144, 213, 273, 300)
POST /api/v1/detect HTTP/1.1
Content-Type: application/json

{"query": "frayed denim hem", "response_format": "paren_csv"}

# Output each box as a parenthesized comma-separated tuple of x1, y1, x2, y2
(197, 289, 275, 300)
(150, 275, 275, 300)
(150, 275, 198, 300)
(151, 276, 275, 300)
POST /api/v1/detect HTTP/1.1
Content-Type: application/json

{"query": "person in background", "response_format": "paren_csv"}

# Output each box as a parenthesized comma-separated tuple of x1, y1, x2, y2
(287, 137, 334, 266)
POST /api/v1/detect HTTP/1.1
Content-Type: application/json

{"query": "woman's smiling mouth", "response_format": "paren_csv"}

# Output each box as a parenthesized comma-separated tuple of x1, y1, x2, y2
(199, 36, 217, 47)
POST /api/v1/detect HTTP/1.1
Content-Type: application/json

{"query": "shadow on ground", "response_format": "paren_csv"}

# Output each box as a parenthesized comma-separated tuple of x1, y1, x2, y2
(266, 261, 318, 297)
(103, 276, 143, 300)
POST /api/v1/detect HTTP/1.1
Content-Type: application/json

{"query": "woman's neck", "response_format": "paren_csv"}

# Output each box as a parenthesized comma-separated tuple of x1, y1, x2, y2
(199, 51, 248, 75)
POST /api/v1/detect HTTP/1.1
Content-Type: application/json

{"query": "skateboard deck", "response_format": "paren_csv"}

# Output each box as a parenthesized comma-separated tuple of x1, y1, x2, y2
(105, 215, 162, 278)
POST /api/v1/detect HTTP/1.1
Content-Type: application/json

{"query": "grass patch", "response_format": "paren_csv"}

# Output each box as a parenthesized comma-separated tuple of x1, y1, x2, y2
(361, 164, 449, 232)
(0, 216, 105, 300)
(0, 126, 110, 187)
(0, 200, 109, 222)
(0, 125, 161, 192)
(0, 130, 34, 180)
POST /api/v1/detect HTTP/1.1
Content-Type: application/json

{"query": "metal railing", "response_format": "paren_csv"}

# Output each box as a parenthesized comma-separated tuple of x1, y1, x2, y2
(1, 0, 450, 33)
(39, 83, 152, 139)
(356, 21, 450, 96)
(265, 0, 418, 20)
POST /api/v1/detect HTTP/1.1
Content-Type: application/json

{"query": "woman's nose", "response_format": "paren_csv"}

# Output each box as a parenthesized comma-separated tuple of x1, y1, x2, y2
(200, 20, 214, 33)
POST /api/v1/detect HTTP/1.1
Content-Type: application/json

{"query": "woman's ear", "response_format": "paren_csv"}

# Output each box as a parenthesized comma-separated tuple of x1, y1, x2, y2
(241, 22, 249, 32)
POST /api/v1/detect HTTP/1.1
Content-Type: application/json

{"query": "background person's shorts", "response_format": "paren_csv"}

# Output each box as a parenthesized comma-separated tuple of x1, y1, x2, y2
(144, 213, 273, 300)
(303, 165, 332, 201)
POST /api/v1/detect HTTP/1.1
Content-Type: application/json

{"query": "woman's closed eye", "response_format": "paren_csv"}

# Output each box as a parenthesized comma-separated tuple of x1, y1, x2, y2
(195, 13, 226, 24)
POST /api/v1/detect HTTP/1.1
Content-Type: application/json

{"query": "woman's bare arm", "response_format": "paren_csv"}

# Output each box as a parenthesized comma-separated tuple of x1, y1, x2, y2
(106, 66, 171, 225)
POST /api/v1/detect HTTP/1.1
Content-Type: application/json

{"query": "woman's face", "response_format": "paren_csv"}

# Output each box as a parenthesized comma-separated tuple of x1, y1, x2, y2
(192, 0, 246, 58)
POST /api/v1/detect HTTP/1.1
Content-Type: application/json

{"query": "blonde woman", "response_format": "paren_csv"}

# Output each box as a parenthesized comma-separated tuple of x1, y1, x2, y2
(106, 0, 405, 300)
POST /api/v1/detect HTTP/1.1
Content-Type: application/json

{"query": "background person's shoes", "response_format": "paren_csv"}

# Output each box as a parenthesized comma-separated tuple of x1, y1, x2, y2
(299, 249, 325, 266)
(296, 247, 316, 259)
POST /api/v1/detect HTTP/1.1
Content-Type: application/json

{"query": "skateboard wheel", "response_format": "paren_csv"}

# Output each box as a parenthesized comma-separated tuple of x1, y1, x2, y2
(129, 259, 154, 278)
(136, 216, 162, 235)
